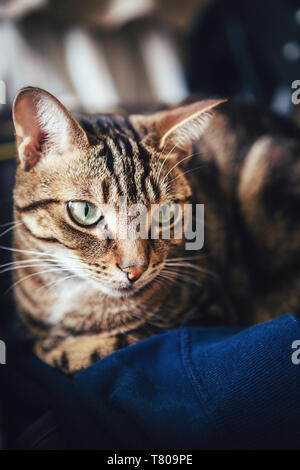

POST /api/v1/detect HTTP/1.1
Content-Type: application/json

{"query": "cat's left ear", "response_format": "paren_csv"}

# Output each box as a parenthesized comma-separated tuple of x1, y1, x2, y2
(157, 99, 227, 150)
(13, 87, 89, 170)
(132, 99, 226, 153)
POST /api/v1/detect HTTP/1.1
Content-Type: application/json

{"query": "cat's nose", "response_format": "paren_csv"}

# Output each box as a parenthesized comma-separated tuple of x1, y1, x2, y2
(118, 265, 147, 282)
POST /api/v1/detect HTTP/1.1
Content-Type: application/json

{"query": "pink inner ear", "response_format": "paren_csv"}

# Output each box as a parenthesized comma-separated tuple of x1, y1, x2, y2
(20, 130, 47, 170)
(14, 91, 48, 169)
(14, 87, 90, 170)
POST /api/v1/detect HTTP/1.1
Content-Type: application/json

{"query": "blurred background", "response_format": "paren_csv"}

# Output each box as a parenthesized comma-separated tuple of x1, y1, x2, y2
(0, 0, 300, 450)
(0, 0, 299, 114)
(0, 0, 299, 165)
(0, 0, 299, 167)
(0, 0, 206, 112)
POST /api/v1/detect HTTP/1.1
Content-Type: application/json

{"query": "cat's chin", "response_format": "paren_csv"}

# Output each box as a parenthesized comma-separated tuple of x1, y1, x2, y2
(108, 287, 143, 299)
(90, 280, 141, 298)
(107, 279, 156, 298)
(89, 273, 159, 298)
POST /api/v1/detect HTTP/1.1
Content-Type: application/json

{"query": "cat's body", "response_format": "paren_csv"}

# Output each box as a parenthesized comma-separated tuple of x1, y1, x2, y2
(11, 87, 300, 373)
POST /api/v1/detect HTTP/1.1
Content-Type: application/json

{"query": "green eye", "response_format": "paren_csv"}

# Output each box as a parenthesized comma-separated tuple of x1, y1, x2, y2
(153, 203, 178, 227)
(67, 201, 103, 226)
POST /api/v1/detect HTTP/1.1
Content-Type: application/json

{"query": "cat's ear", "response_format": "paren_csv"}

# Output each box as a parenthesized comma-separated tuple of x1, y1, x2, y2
(156, 99, 227, 150)
(13, 87, 88, 170)
(132, 99, 226, 153)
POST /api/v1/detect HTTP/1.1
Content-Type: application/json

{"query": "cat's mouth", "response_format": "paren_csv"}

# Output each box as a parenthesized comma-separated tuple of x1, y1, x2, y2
(104, 284, 141, 298)
(113, 281, 150, 297)
(88, 266, 162, 298)
(90, 278, 144, 298)
(92, 275, 156, 298)
(114, 274, 160, 298)
(117, 285, 134, 293)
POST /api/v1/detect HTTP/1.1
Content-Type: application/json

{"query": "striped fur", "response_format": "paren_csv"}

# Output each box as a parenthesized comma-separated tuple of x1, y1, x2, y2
(11, 88, 300, 373)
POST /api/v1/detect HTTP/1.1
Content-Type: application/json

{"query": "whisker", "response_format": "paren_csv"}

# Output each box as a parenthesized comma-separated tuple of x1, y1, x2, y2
(153, 139, 170, 181)
(157, 271, 181, 283)
(156, 273, 179, 287)
(161, 269, 201, 285)
(166, 165, 204, 187)
(0, 261, 90, 277)
(0, 263, 88, 276)
(165, 261, 217, 280)
(38, 274, 79, 292)
(164, 261, 212, 274)
(161, 266, 203, 286)
(5, 268, 82, 293)
(0, 258, 60, 270)
(156, 142, 179, 184)
(0, 245, 78, 262)
(165, 255, 204, 262)
(0, 222, 22, 238)
(161, 152, 200, 186)
(0, 263, 53, 275)
(156, 272, 197, 290)
(0, 221, 19, 228)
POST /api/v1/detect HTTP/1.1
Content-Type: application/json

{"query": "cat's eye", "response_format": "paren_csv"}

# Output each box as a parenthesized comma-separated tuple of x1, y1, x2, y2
(67, 201, 103, 227)
(152, 202, 179, 227)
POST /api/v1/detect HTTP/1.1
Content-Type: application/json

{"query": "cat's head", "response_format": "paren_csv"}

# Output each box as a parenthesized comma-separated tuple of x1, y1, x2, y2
(12, 87, 224, 298)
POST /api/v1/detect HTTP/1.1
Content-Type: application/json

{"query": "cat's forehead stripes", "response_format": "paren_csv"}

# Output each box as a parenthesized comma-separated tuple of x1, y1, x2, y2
(79, 113, 141, 142)
(101, 179, 110, 204)
(79, 114, 160, 205)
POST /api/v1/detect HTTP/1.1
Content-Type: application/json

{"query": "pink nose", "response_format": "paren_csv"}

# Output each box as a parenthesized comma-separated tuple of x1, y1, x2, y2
(119, 265, 147, 282)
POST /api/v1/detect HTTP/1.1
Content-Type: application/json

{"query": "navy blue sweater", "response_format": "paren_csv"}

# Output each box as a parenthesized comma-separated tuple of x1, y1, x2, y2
(1, 314, 300, 449)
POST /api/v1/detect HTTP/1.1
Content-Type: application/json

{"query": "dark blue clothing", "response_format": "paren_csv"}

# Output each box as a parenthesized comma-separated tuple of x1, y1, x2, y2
(1, 314, 300, 449)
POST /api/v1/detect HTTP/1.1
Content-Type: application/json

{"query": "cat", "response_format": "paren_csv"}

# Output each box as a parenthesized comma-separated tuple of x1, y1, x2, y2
(11, 86, 300, 374)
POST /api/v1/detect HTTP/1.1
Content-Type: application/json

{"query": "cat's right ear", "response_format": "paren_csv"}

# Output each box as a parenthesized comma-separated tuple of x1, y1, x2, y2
(131, 99, 226, 155)
(13, 87, 88, 170)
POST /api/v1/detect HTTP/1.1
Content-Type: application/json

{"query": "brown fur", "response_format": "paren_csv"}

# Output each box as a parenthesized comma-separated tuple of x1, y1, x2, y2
(11, 87, 300, 373)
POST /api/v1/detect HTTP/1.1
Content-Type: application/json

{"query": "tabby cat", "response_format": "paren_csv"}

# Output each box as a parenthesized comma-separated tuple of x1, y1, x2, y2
(11, 86, 300, 374)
